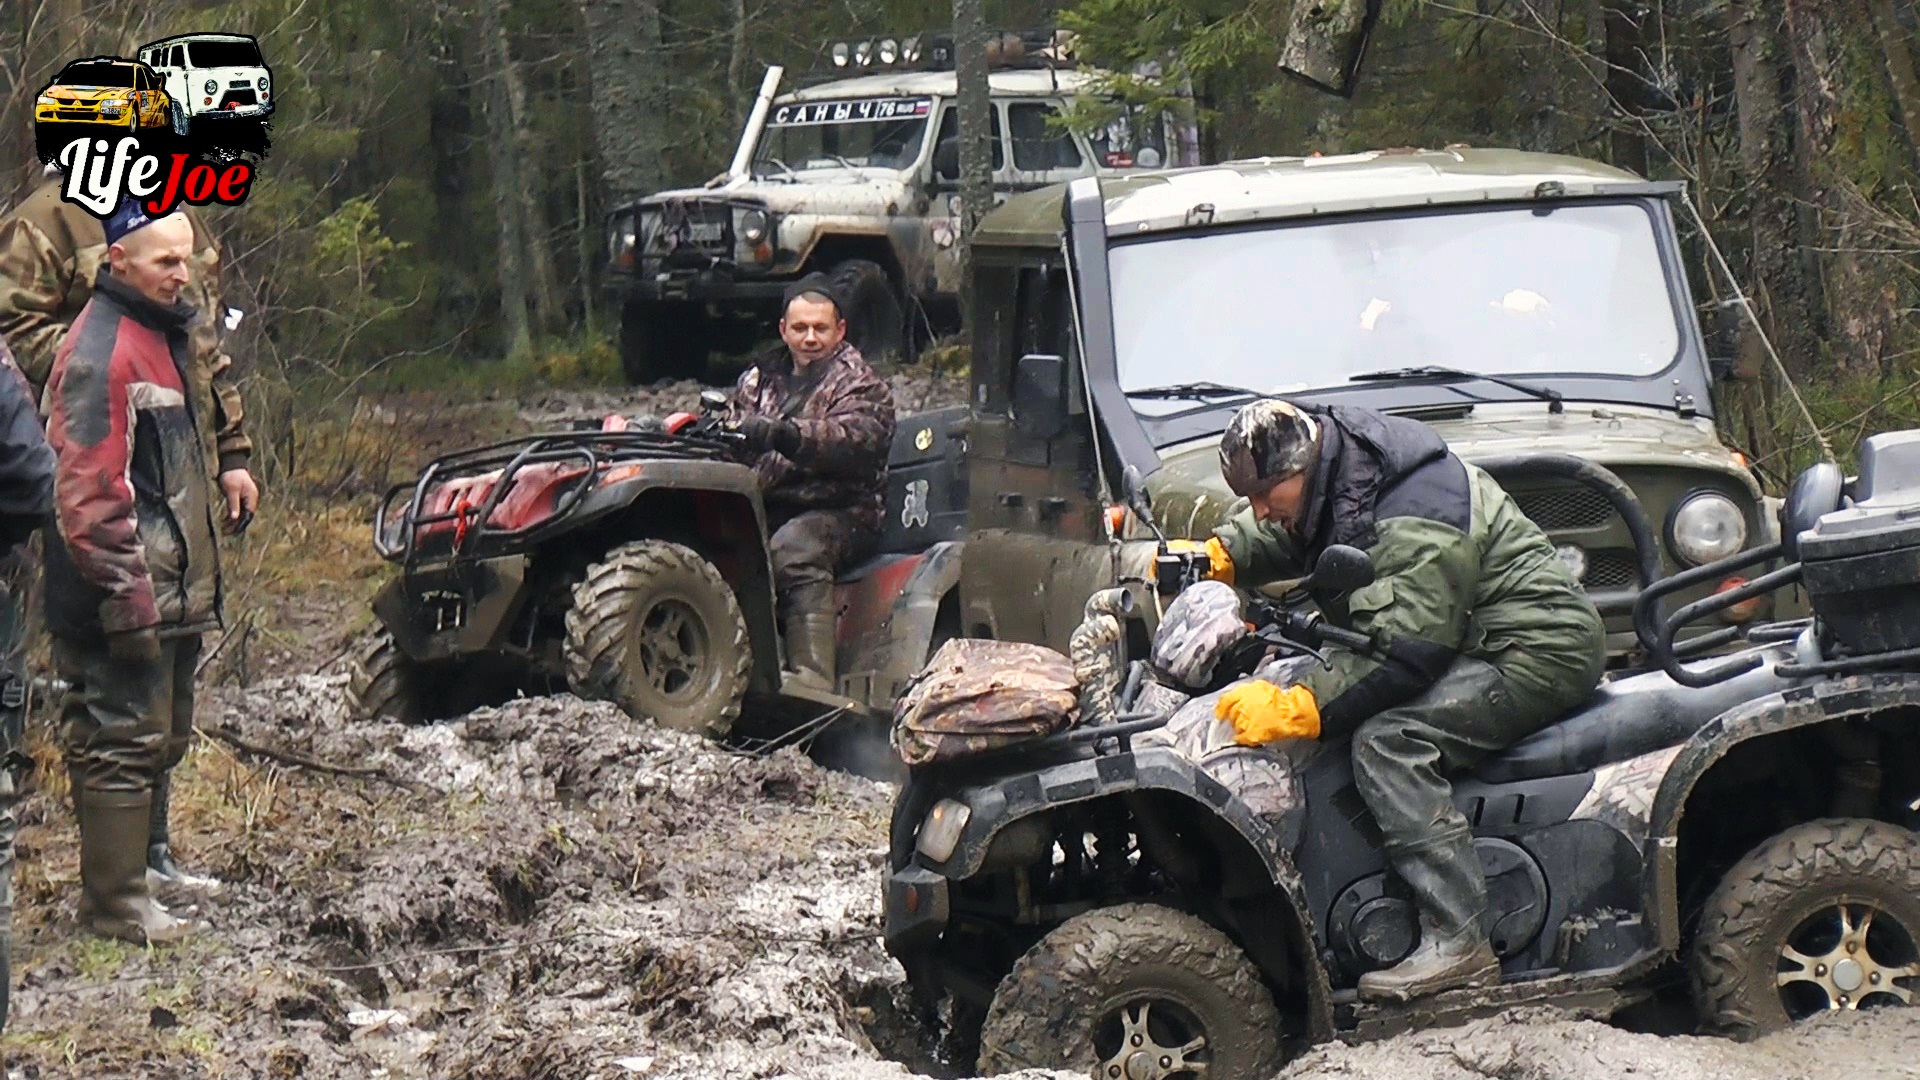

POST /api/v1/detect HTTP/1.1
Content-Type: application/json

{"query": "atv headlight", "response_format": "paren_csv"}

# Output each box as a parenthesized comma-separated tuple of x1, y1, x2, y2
(204, 78, 219, 96)
(1669, 491, 1748, 567)
(738, 208, 770, 244)
(915, 799, 972, 863)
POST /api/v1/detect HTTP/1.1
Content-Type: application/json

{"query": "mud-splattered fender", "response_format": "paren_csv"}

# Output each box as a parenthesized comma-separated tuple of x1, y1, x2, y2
(569, 465, 783, 692)
(939, 745, 1337, 1040)
(1642, 672, 1920, 952)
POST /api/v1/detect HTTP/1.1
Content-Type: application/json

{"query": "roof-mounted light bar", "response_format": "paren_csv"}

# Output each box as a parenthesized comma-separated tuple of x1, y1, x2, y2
(822, 28, 1075, 73)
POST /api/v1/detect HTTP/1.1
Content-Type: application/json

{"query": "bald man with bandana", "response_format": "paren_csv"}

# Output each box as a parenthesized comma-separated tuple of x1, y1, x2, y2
(1177, 399, 1605, 1001)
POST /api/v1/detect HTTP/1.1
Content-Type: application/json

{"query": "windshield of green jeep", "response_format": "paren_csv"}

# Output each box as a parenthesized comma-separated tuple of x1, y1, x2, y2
(756, 97, 932, 173)
(1109, 202, 1682, 416)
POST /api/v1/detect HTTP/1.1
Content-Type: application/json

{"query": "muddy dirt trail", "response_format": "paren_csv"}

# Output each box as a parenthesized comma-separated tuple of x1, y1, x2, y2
(8, 674, 1917, 1079)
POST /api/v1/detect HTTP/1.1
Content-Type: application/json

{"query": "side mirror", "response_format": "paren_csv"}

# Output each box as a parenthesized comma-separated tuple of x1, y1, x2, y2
(1122, 463, 1152, 516)
(698, 389, 729, 413)
(933, 137, 960, 183)
(1277, 0, 1384, 98)
(1306, 544, 1375, 594)
(1011, 353, 1069, 441)
(1781, 461, 1846, 562)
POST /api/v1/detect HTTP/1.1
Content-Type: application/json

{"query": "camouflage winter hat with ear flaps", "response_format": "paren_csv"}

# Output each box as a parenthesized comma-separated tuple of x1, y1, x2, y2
(1219, 399, 1319, 497)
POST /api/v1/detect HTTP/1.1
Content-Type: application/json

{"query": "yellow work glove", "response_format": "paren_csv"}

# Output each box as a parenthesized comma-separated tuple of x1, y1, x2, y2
(1216, 681, 1322, 745)
(1163, 537, 1236, 585)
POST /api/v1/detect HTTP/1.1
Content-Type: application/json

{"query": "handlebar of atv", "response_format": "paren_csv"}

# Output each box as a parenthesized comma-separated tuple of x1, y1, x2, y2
(1249, 599, 1375, 655)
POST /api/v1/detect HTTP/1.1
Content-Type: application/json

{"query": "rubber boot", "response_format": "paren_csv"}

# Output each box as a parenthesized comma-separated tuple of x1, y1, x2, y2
(147, 773, 220, 894)
(77, 788, 198, 946)
(1358, 829, 1500, 1002)
(781, 583, 838, 692)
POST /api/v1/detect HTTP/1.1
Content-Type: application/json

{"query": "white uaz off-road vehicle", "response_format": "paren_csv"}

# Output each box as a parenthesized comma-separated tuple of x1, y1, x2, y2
(137, 33, 273, 135)
(604, 30, 1198, 383)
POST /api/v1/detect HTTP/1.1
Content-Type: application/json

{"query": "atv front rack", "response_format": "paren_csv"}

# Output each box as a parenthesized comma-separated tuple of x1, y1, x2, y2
(374, 428, 738, 564)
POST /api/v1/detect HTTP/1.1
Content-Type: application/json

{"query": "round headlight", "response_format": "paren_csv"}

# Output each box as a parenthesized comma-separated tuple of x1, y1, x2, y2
(204, 78, 218, 96)
(878, 38, 898, 64)
(1670, 491, 1748, 566)
(258, 76, 270, 92)
(738, 208, 770, 244)
(831, 42, 850, 67)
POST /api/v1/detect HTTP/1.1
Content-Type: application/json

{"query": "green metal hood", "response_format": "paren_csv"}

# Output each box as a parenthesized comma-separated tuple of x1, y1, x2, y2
(1141, 403, 1756, 539)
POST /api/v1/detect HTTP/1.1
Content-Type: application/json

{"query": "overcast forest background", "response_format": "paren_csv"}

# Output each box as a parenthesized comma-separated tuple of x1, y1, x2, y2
(2, 0, 1918, 491)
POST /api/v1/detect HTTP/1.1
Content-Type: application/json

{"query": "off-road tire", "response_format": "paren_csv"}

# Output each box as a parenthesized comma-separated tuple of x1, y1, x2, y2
(564, 540, 751, 738)
(347, 629, 428, 723)
(977, 902, 1284, 1077)
(827, 259, 909, 364)
(620, 301, 709, 384)
(1692, 818, 1920, 1039)
(170, 101, 190, 136)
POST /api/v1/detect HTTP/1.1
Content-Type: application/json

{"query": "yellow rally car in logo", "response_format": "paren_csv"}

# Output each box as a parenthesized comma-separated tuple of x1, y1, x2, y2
(35, 57, 175, 133)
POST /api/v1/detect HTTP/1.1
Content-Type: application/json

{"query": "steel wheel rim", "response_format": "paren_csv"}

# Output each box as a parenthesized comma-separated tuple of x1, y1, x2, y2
(633, 597, 712, 703)
(1093, 995, 1212, 1079)
(1775, 899, 1920, 1018)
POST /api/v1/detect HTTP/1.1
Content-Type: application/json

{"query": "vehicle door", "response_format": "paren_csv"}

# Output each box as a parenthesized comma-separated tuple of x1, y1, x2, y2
(959, 258, 1115, 650)
(135, 67, 164, 126)
(925, 103, 1008, 295)
(1004, 99, 1099, 191)
(166, 44, 191, 111)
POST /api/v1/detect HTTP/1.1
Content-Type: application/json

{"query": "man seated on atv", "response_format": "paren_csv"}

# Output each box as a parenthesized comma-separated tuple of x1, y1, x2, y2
(1177, 399, 1607, 1002)
(725, 275, 896, 690)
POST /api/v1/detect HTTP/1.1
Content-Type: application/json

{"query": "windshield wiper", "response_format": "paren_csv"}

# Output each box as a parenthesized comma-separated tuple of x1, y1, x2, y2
(1348, 365, 1564, 414)
(1125, 381, 1271, 403)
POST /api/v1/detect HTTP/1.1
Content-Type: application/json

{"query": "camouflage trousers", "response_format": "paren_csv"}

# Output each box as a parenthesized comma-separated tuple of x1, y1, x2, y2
(55, 634, 202, 796)
(1350, 653, 1594, 938)
(768, 507, 874, 614)
(0, 556, 32, 1034)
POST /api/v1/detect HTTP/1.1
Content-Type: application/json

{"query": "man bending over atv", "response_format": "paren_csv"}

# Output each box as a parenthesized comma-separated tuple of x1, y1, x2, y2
(724, 275, 896, 689)
(1173, 399, 1607, 1001)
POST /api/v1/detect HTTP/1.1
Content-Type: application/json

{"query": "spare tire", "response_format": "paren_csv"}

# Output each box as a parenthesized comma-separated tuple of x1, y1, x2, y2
(827, 259, 908, 363)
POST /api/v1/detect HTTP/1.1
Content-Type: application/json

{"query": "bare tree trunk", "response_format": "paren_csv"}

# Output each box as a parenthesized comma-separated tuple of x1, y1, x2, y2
(1784, 0, 1900, 377)
(490, 5, 562, 335)
(727, 0, 748, 130)
(1728, 0, 1821, 379)
(1866, 0, 1920, 170)
(954, 0, 995, 303)
(577, 157, 597, 336)
(579, 0, 668, 210)
(478, 0, 532, 357)
(1601, 0, 1649, 175)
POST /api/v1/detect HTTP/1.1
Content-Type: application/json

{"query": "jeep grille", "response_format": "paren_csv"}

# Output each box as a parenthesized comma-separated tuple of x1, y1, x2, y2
(1580, 549, 1639, 589)
(1513, 486, 1614, 531)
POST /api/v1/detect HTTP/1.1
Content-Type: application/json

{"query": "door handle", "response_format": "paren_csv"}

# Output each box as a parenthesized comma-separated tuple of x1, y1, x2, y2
(996, 491, 1025, 508)
(1037, 496, 1069, 516)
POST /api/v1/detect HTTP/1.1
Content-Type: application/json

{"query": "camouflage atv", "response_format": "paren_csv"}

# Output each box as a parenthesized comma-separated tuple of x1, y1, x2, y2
(348, 392, 968, 767)
(885, 432, 1920, 1075)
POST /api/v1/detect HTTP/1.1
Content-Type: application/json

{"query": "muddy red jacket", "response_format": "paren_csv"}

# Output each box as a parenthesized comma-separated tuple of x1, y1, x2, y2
(726, 341, 895, 529)
(43, 269, 222, 643)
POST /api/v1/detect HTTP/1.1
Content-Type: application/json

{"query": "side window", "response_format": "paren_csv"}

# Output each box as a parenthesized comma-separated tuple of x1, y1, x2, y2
(1008, 103, 1083, 172)
(933, 105, 1004, 183)
(171, 46, 186, 68)
(1010, 264, 1075, 409)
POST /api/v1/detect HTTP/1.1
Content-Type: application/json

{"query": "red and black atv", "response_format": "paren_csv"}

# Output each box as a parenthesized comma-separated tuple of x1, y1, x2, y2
(349, 391, 968, 769)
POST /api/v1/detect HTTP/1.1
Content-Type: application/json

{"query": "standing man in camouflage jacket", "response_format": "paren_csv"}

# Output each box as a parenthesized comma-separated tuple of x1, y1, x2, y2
(1182, 399, 1606, 1001)
(0, 172, 254, 892)
(726, 275, 896, 689)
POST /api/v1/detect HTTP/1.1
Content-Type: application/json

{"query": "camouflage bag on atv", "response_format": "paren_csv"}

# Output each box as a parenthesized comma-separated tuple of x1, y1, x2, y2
(890, 639, 1078, 766)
